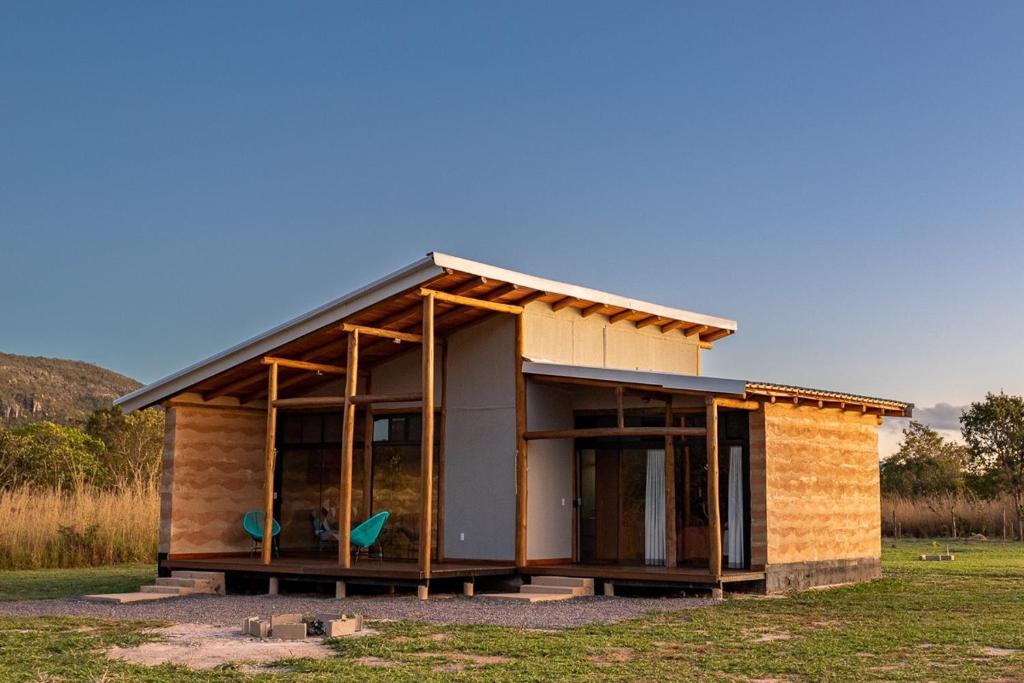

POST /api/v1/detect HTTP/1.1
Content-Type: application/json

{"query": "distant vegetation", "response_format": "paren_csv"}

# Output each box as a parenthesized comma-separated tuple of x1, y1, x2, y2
(0, 353, 162, 569)
(882, 392, 1024, 539)
(0, 352, 140, 427)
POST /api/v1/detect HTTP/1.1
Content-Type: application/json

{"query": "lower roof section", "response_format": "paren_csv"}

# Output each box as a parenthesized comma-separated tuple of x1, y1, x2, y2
(523, 361, 913, 417)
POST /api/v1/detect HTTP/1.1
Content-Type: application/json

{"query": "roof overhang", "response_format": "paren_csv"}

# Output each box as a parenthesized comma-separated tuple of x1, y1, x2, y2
(116, 252, 737, 412)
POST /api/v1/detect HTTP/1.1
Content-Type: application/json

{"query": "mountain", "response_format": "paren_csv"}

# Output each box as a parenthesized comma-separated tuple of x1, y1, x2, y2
(0, 352, 141, 427)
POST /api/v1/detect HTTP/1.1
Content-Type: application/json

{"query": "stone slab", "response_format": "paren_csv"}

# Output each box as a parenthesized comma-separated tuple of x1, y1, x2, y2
(83, 592, 178, 604)
(270, 623, 307, 640)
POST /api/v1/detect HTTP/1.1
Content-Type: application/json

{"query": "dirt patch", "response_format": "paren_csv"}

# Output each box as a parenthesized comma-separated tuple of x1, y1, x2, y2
(588, 647, 635, 665)
(743, 628, 793, 643)
(107, 624, 335, 670)
(983, 647, 1017, 657)
(429, 632, 451, 642)
(355, 656, 397, 667)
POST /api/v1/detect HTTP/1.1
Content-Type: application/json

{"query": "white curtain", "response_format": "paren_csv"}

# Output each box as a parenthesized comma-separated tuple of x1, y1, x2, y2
(644, 449, 666, 566)
(725, 445, 745, 569)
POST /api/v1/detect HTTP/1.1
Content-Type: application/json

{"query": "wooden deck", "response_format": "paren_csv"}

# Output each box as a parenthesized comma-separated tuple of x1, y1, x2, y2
(522, 563, 765, 586)
(163, 553, 764, 587)
(162, 554, 515, 583)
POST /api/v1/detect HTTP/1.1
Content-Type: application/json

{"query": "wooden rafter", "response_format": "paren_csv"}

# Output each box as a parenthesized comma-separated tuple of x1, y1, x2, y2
(514, 290, 548, 307)
(340, 323, 423, 343)
(581, 302, 606, 318)
(260, 357, 346, 374)
(684, 325, 708, 338)
(703, 328, 732, 342)
(660, 320, 690, 334)
(636, 316, 664, 329)
(551, 296, 579, 312)
(609, 309, 637, 324)
(419, 288, 525, 315)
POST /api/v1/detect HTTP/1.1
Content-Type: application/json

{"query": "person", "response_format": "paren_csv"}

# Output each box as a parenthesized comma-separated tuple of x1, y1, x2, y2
(317, 506, 339, 543)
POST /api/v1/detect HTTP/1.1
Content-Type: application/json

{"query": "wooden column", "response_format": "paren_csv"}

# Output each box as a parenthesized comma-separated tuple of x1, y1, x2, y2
(419, 294, 435, 579)
(261, 362, 279, 565)
(664, 399, 677, 568)
(705, 396, 722, 579)
(436, 341, 448, 562)
(615, 387, 625, 428)
(338, 331, 359, 567)
(514, 312, 528, 567)
(360, 376, 374, 521)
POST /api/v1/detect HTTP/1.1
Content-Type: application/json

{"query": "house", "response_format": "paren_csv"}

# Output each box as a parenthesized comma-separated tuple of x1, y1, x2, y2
(116, 252, 912, 597)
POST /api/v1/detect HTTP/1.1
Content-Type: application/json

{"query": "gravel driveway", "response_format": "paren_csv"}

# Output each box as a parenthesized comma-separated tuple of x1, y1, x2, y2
(0, 591, 714, 630)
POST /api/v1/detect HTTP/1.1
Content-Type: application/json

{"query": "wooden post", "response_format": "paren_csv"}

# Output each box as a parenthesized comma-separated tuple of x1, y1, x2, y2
(436, 341, 448, 562)
(515, 311, 528, 567)
(419, 294, 435, 580)
(338, 331, 359, 567)
(705, 396, 722, 579)
(664, 399, 676, 568)
(261, 363, 279, 565)
(615, 387, 625, 429)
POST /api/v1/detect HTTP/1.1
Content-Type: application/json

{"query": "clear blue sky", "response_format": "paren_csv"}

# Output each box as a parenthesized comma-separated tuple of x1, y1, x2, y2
(3, 2, 1023, 427)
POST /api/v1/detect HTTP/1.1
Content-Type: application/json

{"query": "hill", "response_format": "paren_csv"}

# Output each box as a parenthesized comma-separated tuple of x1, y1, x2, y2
(0, 352, 141, 427)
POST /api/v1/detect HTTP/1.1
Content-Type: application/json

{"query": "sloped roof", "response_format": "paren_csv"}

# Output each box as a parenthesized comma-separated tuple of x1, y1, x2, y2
(116, 252, 736, 412)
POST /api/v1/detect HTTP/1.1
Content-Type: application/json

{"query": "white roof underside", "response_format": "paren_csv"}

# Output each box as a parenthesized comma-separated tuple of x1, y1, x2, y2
(116, 252, 737, 412)
(522, 361, 748, 397)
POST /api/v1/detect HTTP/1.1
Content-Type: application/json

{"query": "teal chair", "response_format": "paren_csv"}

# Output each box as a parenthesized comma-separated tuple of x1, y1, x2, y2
(350, 511, 390, 562)
(243, 511, 281, 558)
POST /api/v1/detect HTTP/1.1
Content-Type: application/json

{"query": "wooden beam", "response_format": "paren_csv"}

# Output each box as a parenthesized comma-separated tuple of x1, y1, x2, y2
(350, 392, 423, 405)
(338, 331, 359, 568)
(660, 320, 690, 334)
(703, 328, 733, 342)
(261, 357, 347, 374)
(261, 363, 279, 565)
(664, 398, 677, 568)
(205, 367, 269, 401)
(551, 296, 579, 312)
(609, 309, 637, 324)
(485, 283, 520, 301)
(273, 396, 345, 409)
(419, 293, 436, 580)
(451, 275, 488, 295)
(419, 288, 524, 315)
(636, 316, 664, 329)
(524, 426, 706, 440)
(514, 290, 548, 307)
(715, 397, 761, 411)
(706, 397, 722, 580)
(581, 302, 606, 318)
(685, 325, 708, 338)
(340, 323, 423, 343)
(514, 311, 528, 568)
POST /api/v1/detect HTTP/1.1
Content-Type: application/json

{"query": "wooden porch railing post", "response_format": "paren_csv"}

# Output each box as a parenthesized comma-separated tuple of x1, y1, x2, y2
(706, 396, 722, 579)
(419, 293, 435, 580)
(339, 330, 359, 568)
(261, 362, 279, 565)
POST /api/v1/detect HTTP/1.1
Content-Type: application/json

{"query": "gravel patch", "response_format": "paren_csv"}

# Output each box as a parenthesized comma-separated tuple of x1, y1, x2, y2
(0, 591, 714, 630)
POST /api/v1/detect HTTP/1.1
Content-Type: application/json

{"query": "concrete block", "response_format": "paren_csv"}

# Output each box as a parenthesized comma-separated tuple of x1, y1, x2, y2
(248, 619, 269, 638)
(242, 616, 259, 635)
(417, 584, 429, 601)
(603, 581, 615, 597)
(325, 618, 359, 637)
(270, 622, 306, 640)
(463, 581, 474, 597)
(268, 577, 279, 595)
(335, 580, 346, 599)
(270, 613, 302, 628)
(710, 587, 724, 601)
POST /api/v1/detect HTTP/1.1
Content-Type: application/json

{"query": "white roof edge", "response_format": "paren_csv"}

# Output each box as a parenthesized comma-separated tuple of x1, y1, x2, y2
(522, 361, 748, 396)
(117, 251, 738, 412)
(432, 252, 737, 331)
(115, 255, 444, 412)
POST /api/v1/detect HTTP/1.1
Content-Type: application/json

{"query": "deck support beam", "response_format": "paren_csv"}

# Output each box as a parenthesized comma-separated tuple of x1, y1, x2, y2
(419, 293, 435, 583)
(261, 363, 279, 565)
(706, 396, 722, 580)
(338, 331, 359, 568)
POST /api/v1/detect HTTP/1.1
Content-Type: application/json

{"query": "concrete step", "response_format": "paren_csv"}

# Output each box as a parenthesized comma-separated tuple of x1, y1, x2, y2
(171, 570, 226, 594)
(83, 592, 181, 604)
(478, 592, 575, 603)
(140, 585, 192, 595)
(155, 577, 213, 589)
(530, 576, 595, 590)
(520, 584, 590, 596)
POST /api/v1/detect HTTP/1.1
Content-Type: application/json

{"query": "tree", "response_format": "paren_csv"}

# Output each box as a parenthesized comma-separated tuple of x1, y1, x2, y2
(0, 422, 107, 490)
(84, 407, 165, 490)
(960, 393, 1024, 540)
(880, 421, 969, 499)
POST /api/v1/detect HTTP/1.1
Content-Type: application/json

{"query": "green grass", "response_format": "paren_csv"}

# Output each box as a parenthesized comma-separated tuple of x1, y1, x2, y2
(0, 563, 154, 601)
(1, 540, 1023, 681)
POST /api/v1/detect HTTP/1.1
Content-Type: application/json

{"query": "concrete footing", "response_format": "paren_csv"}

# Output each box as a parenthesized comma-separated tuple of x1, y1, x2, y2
(462, 581, 474, 597)
(603, 581, 615, 597)
(764, 557, 881, 593)
(335, 581, 346, 599)
(267, 577, 279, 595)
(417, 584, 429, 600)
